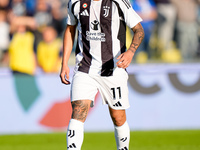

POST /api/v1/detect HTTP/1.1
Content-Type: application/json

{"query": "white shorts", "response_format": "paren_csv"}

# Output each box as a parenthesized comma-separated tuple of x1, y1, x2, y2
(70, 68, 130, 110)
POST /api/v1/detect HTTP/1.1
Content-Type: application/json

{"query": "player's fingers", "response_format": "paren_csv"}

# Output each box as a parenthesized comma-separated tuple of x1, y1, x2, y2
(124, 63, 129, 69)
(60, 72, 70, 85)
(122, 63, 128, 69)
(65, 74, 69, 80)
(119, 61, 129, 69)
(116, 57, 125, 65)
(117, 54, 124, 60)
(64, 74, 71, 84)
(60, 73, 65, 83)
(117, 60, 123, 67)
(117, 61, 126, 68)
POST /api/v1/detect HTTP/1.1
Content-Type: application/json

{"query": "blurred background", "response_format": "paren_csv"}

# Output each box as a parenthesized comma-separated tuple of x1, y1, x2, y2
(0, 0, 200, 135)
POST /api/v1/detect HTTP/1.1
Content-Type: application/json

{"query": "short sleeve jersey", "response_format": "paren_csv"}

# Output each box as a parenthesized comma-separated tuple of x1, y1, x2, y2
(67, 0, 142, 76)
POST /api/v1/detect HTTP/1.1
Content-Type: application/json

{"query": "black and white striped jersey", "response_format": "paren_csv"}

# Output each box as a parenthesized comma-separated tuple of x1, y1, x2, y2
(67, 0, 142, 76)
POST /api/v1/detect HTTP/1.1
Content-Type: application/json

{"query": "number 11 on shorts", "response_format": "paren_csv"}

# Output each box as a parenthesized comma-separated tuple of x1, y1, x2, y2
(111, 87, 121, 100)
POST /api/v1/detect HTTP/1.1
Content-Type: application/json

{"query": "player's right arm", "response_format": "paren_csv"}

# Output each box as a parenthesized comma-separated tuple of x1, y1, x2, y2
(60, 0, 77, 84)
(60, 25, 76, 85)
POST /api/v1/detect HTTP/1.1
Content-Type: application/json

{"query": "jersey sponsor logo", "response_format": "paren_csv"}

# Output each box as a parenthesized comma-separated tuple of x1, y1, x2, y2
(86, 20, 106, 42)
(86, 31, 106, 42)
(113, 101, 122, 107)
(82, 3, 88, 8)
(67, 143, 76, 149)
(91, 20, 99, 30)
(80, 9, 89, 16)
(103, 6, 110, 17)
(68, 130, 75, 138)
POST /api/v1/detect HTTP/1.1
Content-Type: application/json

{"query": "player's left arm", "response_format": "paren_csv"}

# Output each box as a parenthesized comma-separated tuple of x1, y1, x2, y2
(117, 22, 144, 68)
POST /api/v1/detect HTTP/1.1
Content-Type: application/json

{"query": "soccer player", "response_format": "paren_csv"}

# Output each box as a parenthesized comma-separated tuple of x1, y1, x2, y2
(60, 0, 144, 149)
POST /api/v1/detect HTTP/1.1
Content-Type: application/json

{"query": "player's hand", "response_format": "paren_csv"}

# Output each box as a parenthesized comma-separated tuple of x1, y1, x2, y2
(60, 64, 71, 85)
(116, 50, 134, 69)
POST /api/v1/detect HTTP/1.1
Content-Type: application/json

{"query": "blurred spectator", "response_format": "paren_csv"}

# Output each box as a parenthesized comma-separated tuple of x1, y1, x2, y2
(132, 0, 157, 63)
(0, 0, 10, 9)
(8, 24, 36, 75)
(0, 0, 69, 70)
(0, 8, 10, 66)
(11, 0, 26, 16)
(34, 0, 53, 48)
(8, 15, 36, 33)
(37, 26, 62, 73)
(34, 0, 52, 28)
(154, 0, 176, 51)
(171, 0, 200, 61)
(50, 1, 66, 36)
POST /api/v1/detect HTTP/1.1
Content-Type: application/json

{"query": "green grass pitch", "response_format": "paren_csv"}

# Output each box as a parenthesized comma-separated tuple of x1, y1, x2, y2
(0, 130, 200, 150)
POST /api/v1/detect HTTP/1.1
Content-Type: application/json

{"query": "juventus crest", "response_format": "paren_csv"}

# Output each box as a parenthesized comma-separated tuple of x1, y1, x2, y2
(103, 6, 110, 17)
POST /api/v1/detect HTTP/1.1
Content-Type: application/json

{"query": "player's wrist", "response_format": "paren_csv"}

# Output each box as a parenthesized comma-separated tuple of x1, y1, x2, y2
(127, 49, 135, 55)
(61, 59, 68, 65)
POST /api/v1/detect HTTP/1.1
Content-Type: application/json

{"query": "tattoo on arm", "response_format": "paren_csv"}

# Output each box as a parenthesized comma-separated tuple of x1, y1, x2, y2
(71, 101, 90, 122)
(129, 43, 139, 53)
(128, 24, 145, 54)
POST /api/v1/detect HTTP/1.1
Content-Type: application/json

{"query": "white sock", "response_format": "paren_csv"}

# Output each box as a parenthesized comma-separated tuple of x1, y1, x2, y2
(67, 119, 84, 150)
(114, 121, 130, 150)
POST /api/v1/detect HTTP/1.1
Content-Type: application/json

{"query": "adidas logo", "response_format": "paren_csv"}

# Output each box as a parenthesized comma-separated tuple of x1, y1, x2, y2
(113, 101, 122, 107)
(67, 143, 76, 149)
(80, 9, 89, 16)
(119, 146, 128, 150)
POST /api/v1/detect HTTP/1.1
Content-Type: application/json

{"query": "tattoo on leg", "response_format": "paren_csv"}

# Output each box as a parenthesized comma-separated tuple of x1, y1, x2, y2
(71, 101, 90, 122)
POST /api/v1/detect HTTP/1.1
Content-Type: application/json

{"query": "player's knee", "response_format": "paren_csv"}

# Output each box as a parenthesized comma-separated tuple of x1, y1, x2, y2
(111, 115, 126, 126)
(71, 110, 86, 122)
(71, 100, 91, 122)
(109, 108, 126, 126)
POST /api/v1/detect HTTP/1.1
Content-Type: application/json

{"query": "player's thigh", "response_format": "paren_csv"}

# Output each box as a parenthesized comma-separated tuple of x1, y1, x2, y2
(99, 71, 130, 109)
(71, 72, 98, 122)
(71, 71, 98, 103)
(71, 100, 92, 122)
(108, 107, 127, 126)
